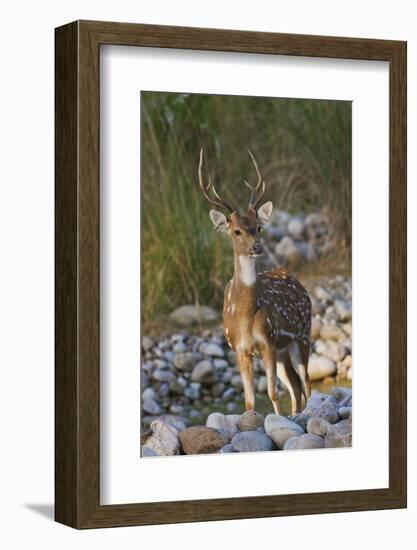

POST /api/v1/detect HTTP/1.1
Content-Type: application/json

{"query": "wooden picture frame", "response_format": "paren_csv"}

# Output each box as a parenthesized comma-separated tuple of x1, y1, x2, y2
(55, 20, 407, 528)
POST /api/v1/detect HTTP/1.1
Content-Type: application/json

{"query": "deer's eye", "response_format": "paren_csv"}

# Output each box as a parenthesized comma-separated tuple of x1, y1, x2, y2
(234, 229, 242, 236)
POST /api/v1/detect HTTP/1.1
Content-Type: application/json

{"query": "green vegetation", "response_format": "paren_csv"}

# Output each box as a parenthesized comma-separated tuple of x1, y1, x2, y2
(141, 92, 351, 324)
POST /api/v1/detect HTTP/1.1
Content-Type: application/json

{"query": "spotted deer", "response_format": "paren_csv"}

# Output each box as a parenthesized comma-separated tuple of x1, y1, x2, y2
(198, 149, 312, 416)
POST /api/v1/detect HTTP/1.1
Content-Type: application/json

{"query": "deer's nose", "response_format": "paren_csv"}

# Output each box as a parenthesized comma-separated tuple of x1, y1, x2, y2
(250, 243, 263, 256)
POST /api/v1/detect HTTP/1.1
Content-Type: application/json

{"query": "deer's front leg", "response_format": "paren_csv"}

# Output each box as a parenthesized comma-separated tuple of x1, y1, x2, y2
(237, 350, 255, 412)
(259, 343, 280, 416)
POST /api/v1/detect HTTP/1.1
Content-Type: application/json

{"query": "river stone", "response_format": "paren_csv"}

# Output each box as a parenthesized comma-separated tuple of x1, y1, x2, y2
(325, 419, 352, 448)
(307, 416, 332, 437)
(142, 397, 162, 415)
(308, 355, 337, 381)
(264, 414, 304, 449)
(141, 445, 159, 457)
(287, 217, 305, 239)
(284, 433, 325, 450)
(331, 386, 352, 402)
(220, 444, 236, 453)
(199, 342, 225, 358)
(142, 387, 156, 401)
(239, 410, 265, 432)
(275, 236, 302, 264)
(222, 387, 236, 401)
(169, 377, 187, 395)
(206, 412, 239, 439)
(339, 393, 352, 408)
(152, 369, 176, 383)
(170, 305, 219, 326)
(303, 394, 339, 424)
(214, 359, 228, 369)
(257, 375, 268, 393)
(172, 341, 187, 353)
(320, 323, 345, 341)
(311, 318, 322, 340)
(142, 335, 155, 352)
(313, 286, 332, 303)
(334, 300, 352, 321)
(338, 406, 352, 419)
(173, 352, 196, 372)
(191, 360, 217, 384)
(144, 419, 181, 456)
(231, 374, 243, 389)
(271, 209, 290, 228)
(291, 413, 310, 432)
(325, 342, 347, 362)
(227, 402, 239, 413)
(231, 431, 274, 453)
(179, 426, 228, 454)
(184, 384, 200, 400)
(211, 382, 225, 397)
(159, 414, 189, 431)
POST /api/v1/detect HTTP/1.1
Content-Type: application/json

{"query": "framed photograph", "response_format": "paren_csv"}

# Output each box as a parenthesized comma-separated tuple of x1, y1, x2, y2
(55, 20, 406, 528)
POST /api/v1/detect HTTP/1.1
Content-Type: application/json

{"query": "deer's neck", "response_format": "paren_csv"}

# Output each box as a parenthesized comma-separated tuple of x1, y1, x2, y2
(231, 255, 258, 316)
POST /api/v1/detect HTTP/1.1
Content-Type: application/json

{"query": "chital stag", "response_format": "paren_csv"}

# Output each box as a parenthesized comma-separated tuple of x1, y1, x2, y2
(198, 149, 312, 416)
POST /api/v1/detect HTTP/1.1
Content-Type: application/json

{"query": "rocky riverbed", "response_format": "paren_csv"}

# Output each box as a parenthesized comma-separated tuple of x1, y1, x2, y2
(141, 387, 352, 456)
(141, 274, 352, 428)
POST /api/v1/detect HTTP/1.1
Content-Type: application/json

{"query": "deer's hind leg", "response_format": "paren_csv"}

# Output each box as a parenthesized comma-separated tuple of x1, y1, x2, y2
(289, 340, 311, 406)
(276, 348, 303, 415)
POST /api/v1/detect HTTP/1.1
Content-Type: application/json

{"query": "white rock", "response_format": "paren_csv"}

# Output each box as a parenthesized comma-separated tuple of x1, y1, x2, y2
(170, 305, 219, 326)
(144, 419, 181, 456)
(264, 414, 304, 449)
(334, 300, 352, 321)
(206, 412, 239, 439)
(142, 387, 156, 401)
(142, 335, 155, 352)
(325, 419, 352, 448)
(313, 286, 332, 303)
(142, 397, 162, 415)
(239, 411, 265, 432)
(274, 236, 302, 264)
(320, 323, 345, 341)
(287, 217, 305, 239)
(324, 341, 347, 362)
(307, 416, 332, 437)
(308, 354, 337, 381)
(338, 406, 352, 419)
(191, 360, 217, 384)
(311, 318, 322, 340)
(199, 342, 225, 357)
(271, 209, 290, 228)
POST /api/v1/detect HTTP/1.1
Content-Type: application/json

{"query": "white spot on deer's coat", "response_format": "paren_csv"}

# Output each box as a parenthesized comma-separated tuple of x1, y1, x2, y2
(231, 304, 235, 314)
(238, 255, 256, 287)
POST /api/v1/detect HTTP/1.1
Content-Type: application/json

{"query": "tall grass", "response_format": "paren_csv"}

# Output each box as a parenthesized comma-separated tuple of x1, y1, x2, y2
(141, 92, 351, 324)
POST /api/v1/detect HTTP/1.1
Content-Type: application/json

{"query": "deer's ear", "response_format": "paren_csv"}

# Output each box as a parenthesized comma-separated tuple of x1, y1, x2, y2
(257, 201, 273, 224)
(209, 209, 229, 232)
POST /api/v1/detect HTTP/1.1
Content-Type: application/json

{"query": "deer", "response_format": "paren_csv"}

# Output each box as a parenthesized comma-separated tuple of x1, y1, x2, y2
(198, 148, 312, 417)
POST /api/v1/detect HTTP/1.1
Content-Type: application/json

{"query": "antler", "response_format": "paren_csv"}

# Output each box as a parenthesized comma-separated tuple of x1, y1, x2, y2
(245, 150, 266, 210)
(198, 148, 234, 213)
